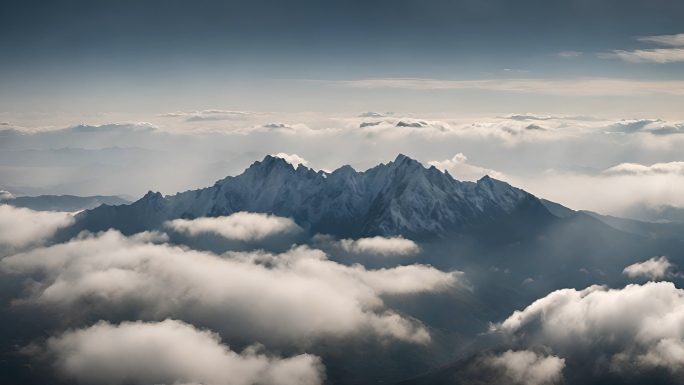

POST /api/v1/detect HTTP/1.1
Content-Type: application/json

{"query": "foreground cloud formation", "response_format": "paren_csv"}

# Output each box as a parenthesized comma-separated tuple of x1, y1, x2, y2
(0, 205, 74, 253)
(165, 212, 303, 242)
(1, 230, 458, 345)
(496, 282, 684, 375)
(42, 319, 324, 385)
(623, 256, 674, 280)
(339, 236, 420, 257)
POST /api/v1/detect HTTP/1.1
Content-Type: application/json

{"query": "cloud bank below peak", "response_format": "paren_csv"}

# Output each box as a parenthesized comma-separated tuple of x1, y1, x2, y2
(0, 205, 74, 254)
(1, 230, 458, 345)
(40, 319, 324, 385)
(165, 212, 304, 242)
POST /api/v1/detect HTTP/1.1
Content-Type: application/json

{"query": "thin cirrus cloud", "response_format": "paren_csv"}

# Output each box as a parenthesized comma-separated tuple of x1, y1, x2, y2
(333, 78, 684, 97)
(494, 282, 684, 377)
(165, 212, 304, 242)
(37, 319, 324, 385)
(557, 51, 582, 59)
(637, 33, 684, 47)
(0, 230, 459, 345)
(600, 33, 684, 63)
(599, 48, 684, 63)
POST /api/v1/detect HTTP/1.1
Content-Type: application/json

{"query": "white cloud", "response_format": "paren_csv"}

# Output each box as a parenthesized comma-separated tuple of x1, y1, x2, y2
(338, 236, 420, 257)
(635, 338, 684, 371)
(600, 48, 684, 63)
(623, 256, 674, 280)
(602, 161, 684, 176)
(157, 111, 192, 117)
(513, 161, 684, 215)
(0, 190, 14, 200)
(557, 51, 581, 59)
(637, 33, 684, 47)
(336, 78, 684, 97)
(274, 153, 309, 167)
(165, 212, 303, 242)
(0, 205, 74, 253)
(495, 282, 684, 374)
(486, 350, 565, 385)
(41, 319, 324, 385)
(600, 34, 684, 63)
(1, 230, 459, 345)
(428, 153, 505, 181)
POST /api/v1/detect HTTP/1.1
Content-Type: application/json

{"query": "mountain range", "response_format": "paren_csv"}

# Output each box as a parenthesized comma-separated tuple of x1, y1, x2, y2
(69, 154, 554, 240)
(0, 193, 130, 212)
(7, 154, 684, 385)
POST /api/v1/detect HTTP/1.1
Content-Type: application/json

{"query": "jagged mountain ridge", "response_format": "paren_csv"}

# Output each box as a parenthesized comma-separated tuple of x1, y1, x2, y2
(71, 154, 555, 239)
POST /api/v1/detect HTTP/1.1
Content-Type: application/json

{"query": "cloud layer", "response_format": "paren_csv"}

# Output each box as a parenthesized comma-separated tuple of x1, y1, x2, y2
(41, 319, 324, 385)
(0, 205, 74, 254)
(1, 230, 458, 345)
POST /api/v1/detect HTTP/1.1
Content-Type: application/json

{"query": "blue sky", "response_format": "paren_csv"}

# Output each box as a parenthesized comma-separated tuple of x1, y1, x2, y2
(1, 0, 683, 115)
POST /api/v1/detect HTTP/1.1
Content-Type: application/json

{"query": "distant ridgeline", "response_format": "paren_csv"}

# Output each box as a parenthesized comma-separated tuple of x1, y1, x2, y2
(67, 154, 555, 240)
(0, 194, 130, 212)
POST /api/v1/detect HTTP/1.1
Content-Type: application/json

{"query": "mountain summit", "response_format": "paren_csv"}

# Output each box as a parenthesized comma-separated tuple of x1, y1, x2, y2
(71, 155, 554, 239)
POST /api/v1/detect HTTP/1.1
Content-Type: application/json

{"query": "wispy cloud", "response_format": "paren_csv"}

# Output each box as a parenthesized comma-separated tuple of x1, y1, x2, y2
(599, 48, 684, 63)
(333, 78, 684, 96)
(558, 51, 582, 59)
(637, 33, 684, 47)
(600, 33, 684, 63)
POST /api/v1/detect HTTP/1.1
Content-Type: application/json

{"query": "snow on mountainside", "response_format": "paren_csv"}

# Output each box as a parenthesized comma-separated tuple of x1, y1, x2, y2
(71, 155, 555, 239)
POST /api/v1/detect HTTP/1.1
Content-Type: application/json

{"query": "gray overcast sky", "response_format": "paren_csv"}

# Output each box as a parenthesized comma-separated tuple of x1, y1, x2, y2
(1, 0, 683, 115)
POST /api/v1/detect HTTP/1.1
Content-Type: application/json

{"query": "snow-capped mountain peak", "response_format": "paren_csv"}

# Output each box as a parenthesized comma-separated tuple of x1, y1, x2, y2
(73, 155, 554, 239)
